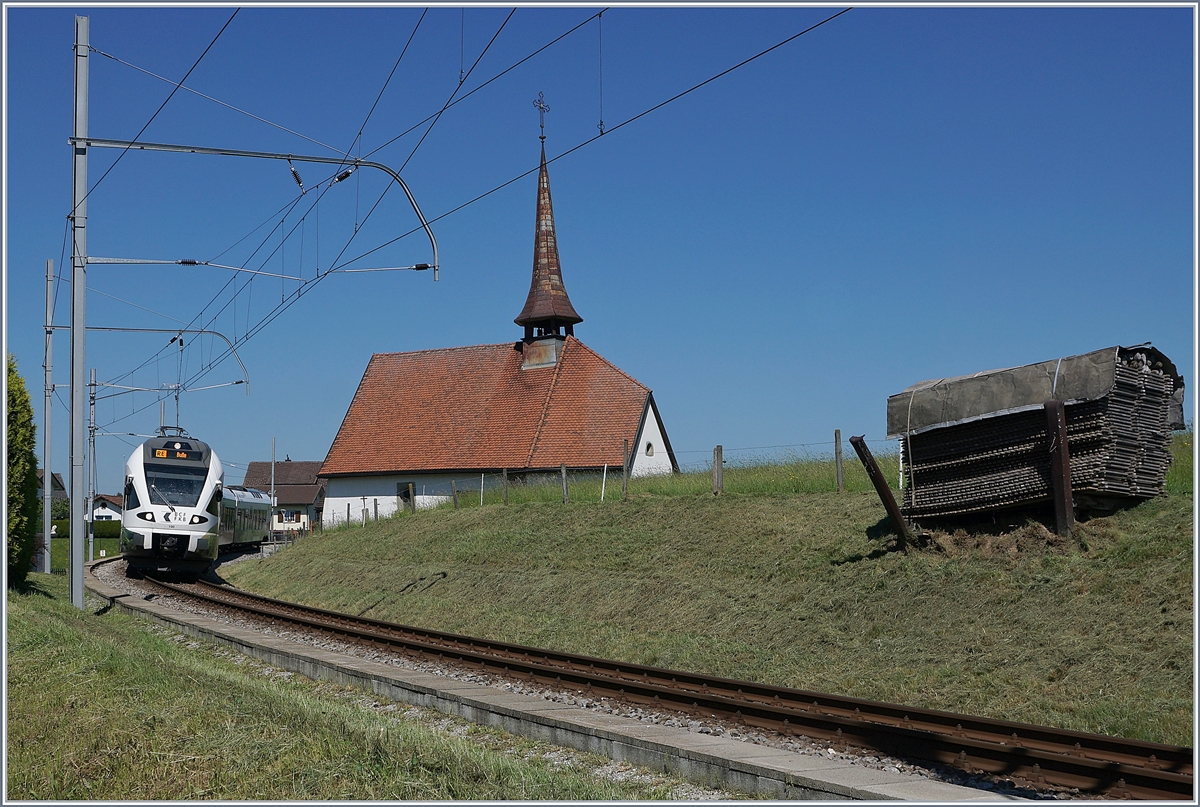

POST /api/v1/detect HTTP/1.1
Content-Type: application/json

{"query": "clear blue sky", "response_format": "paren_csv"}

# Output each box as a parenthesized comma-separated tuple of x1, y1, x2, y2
(4, 4, 1195, 495)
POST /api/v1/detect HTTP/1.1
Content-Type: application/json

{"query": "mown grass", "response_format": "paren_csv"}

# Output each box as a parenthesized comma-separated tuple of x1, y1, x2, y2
(47, 536, 121, 570)
(5, 574, 729, 800)
(410, 450, 902, 509)
(227, 436, 1193, 748)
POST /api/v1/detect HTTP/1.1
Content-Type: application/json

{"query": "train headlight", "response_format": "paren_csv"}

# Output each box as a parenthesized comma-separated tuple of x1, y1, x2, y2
(189, 514, 206, 525)
(137, 511, 155, 522)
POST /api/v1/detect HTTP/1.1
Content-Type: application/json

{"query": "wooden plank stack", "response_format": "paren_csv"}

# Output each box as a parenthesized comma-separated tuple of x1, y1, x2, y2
(900, 350, 1179, 519)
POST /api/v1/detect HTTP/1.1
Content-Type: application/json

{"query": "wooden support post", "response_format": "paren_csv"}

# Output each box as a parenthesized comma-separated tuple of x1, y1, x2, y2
(622, 439, 629, 500)
(561, 464, 569, 504)
(834, 429, 844, 493)
(712, 445, 724, 495)
(407, 483, 416, 514)
(503, 468, 509, 505)
(451, 480, 459, 509)
(373, 498, 379, 520)
(850, 435, 912, 546)
(1044, 400, 1075, 537)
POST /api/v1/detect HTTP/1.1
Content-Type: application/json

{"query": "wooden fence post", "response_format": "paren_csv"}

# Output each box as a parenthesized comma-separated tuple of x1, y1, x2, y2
(1044, 400, 1075, 537)
(622, 439, 629, 500)
(408, 483, 416, 514)
(712, 445, 724, 495)
(561, 464, 569, 504)
(835, 429, 844, 493)
(374, 498, 379, 520)
(451, 480, 459, 509)
(503, 468, 509, 505)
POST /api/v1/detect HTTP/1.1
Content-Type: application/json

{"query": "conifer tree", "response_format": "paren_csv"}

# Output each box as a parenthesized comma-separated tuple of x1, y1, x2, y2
(7, 354, 39, 586)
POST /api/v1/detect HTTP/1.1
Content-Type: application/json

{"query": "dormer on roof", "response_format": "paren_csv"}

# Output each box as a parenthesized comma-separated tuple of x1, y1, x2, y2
(514, 142, 582, 353)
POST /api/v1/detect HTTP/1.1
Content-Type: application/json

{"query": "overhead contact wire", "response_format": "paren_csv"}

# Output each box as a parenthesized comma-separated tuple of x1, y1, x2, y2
(185, 3, 850, 384)
(73, 8, 239, 214)
(174, 7, 598, 391)
(361, 9, 605, 162)
(336, 7, 853, 270)
(89, 45, 345, 156)
(319, 8, 515, 280)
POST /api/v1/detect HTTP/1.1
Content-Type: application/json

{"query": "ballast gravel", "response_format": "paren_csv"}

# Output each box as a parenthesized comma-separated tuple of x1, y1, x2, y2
(94, 555, 1076, 800)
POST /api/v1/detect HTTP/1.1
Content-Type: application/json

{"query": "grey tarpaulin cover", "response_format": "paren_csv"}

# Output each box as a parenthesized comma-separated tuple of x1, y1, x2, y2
(886, 344, 1185, 439)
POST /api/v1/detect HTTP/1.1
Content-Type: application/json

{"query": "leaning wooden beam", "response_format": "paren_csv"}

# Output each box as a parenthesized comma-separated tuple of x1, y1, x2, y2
(850, 435, 913, 546)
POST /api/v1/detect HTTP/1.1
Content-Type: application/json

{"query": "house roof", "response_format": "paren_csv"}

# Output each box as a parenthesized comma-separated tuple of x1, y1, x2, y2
(37, 469, 68, 497)
(243, 460, 325, 489)
(94, 493, 123, 509)
(514, 144, 582, 330)
(320, 337, 651, 477)
(272, 485, 326, 507)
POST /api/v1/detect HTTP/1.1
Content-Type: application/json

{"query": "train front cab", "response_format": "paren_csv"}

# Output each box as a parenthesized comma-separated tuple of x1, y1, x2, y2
(120, 437, 222, 577)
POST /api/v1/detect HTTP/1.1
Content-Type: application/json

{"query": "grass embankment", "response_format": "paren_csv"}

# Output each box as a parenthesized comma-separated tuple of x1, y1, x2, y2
(420, 449, 901, 507)
(6, 574, 724, 800)
(225, 441, 1193, 748)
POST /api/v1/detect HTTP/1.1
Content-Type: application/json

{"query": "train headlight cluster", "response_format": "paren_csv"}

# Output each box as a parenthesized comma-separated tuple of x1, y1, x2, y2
(137, 511, 155, 522)
(189, 514, 207, 525)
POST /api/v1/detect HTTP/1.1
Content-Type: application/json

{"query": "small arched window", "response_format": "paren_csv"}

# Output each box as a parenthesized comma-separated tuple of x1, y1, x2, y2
(645, 442, 655, 457)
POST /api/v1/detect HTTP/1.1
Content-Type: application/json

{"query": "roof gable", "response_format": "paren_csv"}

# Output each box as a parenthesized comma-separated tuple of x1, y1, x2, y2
(320, 337, 651, 476)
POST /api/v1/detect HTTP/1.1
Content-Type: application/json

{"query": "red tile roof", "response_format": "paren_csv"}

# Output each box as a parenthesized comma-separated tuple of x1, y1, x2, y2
(320, 337, 650, 477)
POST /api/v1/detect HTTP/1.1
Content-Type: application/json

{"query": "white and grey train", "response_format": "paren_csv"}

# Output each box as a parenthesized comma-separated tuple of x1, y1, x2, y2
(120, 435, 271, 576)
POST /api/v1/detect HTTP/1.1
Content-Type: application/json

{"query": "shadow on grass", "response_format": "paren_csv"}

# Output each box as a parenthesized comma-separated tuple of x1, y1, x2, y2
(9, 578, 54, 598)
(831, 518, 908, 565)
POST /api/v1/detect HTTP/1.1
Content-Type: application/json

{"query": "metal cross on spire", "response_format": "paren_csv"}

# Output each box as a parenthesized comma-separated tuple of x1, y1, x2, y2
(533, 91, 550, 142)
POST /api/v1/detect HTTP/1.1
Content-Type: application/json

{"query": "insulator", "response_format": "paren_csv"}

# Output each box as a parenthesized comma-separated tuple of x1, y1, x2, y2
(333, 167, 355, 184)
(179, 259, 199, 265)
(287, 160, 304, 190)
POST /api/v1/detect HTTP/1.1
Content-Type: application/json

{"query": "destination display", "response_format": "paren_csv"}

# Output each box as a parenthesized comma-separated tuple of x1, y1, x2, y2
(153, 447, 203, 461)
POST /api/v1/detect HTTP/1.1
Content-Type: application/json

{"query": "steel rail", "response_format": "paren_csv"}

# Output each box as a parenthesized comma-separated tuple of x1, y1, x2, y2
(145, 575, 1193, 800)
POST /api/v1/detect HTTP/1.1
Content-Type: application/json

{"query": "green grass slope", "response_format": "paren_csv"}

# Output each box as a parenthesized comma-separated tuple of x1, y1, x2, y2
(6, 574, 725, 800)
(224, 477, 1193, 748)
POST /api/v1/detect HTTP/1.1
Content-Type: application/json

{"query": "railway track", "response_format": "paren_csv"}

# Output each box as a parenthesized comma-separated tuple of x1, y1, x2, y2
(146, 575, 1193, 800)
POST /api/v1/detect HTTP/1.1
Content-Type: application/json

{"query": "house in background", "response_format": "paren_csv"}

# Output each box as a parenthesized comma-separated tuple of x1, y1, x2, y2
(319, 142, 676, 526)
(37, 469, 68, 503)
(88, 493, 123, 522)
(242, 459, 326, 532)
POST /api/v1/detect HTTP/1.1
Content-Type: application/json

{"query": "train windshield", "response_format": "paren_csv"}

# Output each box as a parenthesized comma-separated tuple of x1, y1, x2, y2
(143, 463, 210, 507)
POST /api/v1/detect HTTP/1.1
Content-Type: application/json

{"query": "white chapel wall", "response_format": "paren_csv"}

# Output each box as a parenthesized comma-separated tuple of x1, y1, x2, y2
(323, 474, 468, 528)
(630, 405, 674, 477)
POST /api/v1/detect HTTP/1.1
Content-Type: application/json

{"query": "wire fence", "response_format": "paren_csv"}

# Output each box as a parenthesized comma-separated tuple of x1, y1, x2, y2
(320, 435, 902, 530)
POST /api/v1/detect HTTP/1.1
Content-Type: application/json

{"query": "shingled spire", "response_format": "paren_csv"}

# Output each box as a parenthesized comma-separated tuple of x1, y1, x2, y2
(514, 142, 583, 340)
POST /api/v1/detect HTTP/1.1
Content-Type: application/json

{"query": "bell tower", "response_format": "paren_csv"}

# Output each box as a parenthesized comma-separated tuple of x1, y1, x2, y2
(515, 94, 582, 368)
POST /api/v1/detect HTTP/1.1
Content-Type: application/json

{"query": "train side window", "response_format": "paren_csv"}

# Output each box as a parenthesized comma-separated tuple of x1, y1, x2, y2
(124, 477, 141, 509)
